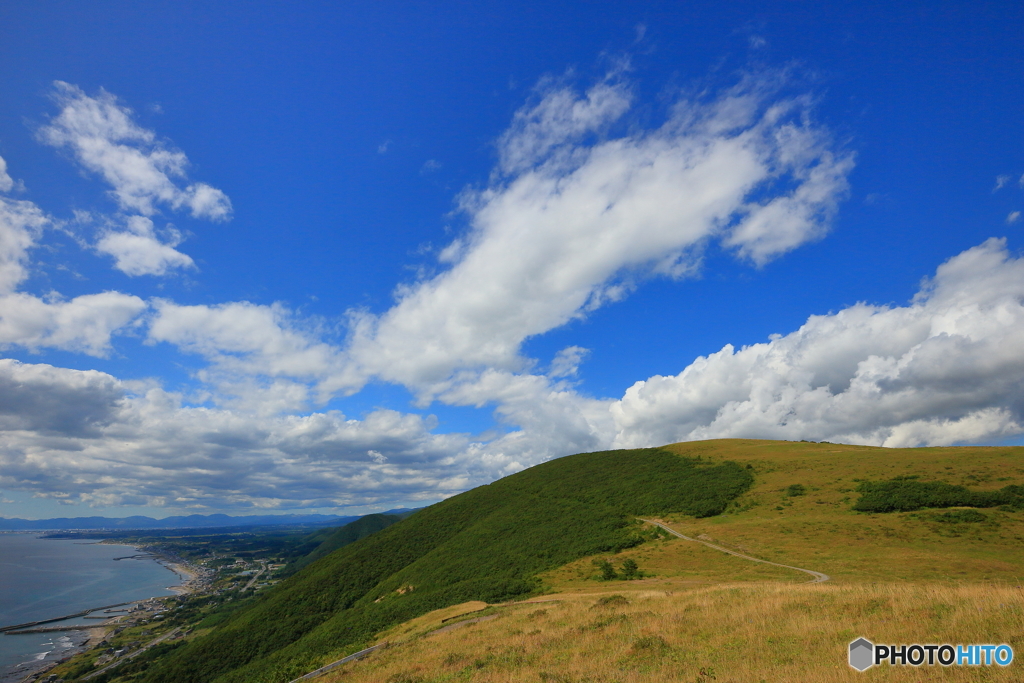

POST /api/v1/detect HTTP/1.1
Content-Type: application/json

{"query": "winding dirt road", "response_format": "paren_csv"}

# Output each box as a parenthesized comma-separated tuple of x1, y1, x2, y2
(643, 519, 830, 583)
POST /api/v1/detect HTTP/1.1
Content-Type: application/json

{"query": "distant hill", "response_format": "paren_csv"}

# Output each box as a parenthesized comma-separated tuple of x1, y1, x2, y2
(0, 509, 415, 531)
(141, 446, 752, 683)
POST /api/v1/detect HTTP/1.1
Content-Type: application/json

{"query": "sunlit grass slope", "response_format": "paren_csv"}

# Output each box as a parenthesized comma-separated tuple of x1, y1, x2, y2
(141, 447, 752, 683)
(324, 583, 1024, 683)
(648, 439, 1024, 584)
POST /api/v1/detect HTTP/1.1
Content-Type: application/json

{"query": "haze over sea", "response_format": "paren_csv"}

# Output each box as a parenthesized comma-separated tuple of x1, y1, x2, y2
(0, 534, 178, 681)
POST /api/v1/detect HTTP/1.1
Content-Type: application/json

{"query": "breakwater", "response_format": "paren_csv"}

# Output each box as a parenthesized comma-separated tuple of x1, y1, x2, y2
(0, 601, 134, 634)
(3, 625, 96, 635)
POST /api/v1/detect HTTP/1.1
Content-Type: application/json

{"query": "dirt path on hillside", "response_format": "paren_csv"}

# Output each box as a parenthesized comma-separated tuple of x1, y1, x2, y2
(643, 519, 830, 583)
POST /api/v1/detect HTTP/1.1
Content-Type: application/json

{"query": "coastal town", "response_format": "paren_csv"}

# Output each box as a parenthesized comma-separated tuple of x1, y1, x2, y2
(2, 537, 291, 683)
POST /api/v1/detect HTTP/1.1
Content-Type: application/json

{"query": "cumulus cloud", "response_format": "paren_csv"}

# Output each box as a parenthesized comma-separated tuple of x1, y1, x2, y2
(0, 291, 146, 356)
(38, 82, 232, 221)
(0, 359, 473, 511)
(0, 195, 48, 295)
(0, 155, 147, 355)
(0, 359, 123, 436)
(341, 72, 852, 398)
(608, 238, 1024, 449)
(5, 71, 1023, 514)
(147, 300, 345, 401)
(4, 238, 1024, 511)
(96, 215, 195, 276)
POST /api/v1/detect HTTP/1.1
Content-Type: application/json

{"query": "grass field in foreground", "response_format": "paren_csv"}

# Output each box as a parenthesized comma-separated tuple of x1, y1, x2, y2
(321, 583, 1024, 682)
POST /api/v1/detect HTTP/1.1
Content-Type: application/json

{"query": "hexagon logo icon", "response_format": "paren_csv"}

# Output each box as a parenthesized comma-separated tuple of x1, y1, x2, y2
(849, 638, 874, 671)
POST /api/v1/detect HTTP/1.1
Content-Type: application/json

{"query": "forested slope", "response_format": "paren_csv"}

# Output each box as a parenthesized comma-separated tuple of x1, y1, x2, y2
(284, 513, 404, 575)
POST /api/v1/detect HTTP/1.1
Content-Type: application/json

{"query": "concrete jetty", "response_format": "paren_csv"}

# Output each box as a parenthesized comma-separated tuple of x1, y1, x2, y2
(4, 624, 97, 634)
(0, 601, 136, 633)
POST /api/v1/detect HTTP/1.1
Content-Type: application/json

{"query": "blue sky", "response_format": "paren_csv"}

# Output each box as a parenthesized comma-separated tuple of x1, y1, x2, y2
(0, 1, 1022, 518)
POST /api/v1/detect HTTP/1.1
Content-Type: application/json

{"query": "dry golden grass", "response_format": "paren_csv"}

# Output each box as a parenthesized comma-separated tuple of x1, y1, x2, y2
(651, 440, 1024, 584)
(322, 582, 1024, 683)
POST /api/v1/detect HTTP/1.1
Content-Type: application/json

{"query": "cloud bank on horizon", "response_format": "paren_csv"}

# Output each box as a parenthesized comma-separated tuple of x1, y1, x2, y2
(0, 71, 1022, 514)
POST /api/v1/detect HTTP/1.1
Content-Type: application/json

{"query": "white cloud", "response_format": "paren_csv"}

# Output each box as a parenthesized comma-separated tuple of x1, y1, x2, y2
(0, 195, 48, 295)
(340, 72, 852, 398)
(0, 157, 147, 355)
(147, 300, 345, 399)
(1007, 210, 1020, 224)
(496, 77, 632, 176)
(96, 215, 195, 276)
(38, 82, 232, 221)
(0, 155, 15, 193)
(0, 291, 146, 356)
(994, 174, 1011, 191)
(3, 239, 1024, 512)
(608, 238, 1024, 448)
(549, 345, 589, 378)
(5, 73, 1022, 515)
(0, 359, 473, 511)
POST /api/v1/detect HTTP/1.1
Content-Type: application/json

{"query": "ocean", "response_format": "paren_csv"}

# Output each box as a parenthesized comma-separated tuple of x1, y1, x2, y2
(0, 533, 180, 681)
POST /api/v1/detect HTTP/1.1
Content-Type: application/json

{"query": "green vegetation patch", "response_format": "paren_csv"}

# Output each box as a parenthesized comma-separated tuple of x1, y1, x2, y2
(141, 447, 751, 683)
(930, 509, 989, 524)
(283, 513, 403, 576)
(853, 478, 1024, 513)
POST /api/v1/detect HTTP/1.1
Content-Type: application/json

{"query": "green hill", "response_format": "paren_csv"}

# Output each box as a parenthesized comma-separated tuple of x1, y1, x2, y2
(283, 513, 405, 576)
(139, 446, 752, 683)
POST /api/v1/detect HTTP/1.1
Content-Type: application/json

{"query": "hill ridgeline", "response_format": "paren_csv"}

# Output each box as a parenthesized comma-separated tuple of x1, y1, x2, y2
(141, 446, 752, 683)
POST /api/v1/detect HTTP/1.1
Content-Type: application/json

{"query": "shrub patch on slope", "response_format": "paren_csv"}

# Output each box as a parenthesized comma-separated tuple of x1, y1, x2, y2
(853, 478, 1024, 513)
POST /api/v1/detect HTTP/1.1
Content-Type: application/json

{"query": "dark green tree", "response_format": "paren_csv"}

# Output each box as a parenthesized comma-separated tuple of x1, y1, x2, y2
(594, 559, 617, 581)
(620, 558, 639, 580)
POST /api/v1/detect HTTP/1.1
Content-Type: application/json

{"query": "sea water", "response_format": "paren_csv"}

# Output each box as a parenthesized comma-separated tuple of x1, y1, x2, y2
(0, 533, 179, 681)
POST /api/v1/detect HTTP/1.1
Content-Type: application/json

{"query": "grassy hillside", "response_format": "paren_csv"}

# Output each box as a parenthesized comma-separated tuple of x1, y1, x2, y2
(646, 439, 1024, 584)
(323, 582, 1024, 683)
(299, 439, 1024, 683)
(139, 447, 752, 683)
(284, 513, 404, 576)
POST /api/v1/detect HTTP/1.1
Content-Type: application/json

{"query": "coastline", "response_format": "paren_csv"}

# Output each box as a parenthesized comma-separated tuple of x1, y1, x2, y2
(95, 540, 200, 596)
(161, 561, 198, 595)
(0, 537, 196, 683)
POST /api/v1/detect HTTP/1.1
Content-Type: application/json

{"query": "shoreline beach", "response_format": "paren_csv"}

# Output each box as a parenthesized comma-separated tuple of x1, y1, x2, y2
(0, 536, 191, 683)
(95, 540, 202, 596)
(162, 561, 198, 595)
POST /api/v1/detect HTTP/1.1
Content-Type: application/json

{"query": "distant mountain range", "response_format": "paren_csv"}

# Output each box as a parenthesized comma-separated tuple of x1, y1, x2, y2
(0, 510, 416, 531)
